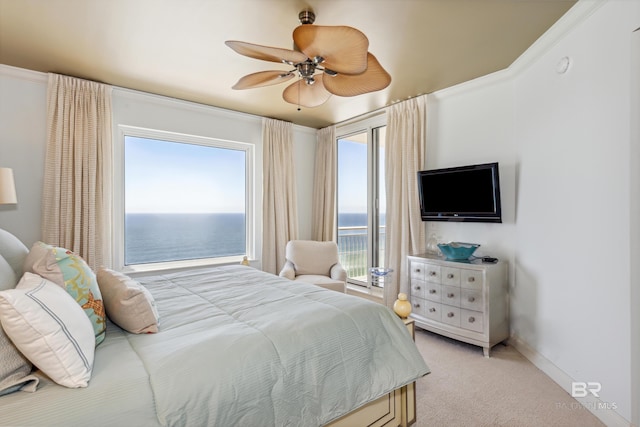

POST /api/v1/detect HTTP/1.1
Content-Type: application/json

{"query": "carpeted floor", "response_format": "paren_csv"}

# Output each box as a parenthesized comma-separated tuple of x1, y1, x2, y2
(412, 328, 605, 427)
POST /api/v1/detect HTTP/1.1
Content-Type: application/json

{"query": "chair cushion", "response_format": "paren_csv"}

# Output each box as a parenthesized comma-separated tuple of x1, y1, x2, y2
(294, 275, 345, 293)
(286, 240, 339, 276)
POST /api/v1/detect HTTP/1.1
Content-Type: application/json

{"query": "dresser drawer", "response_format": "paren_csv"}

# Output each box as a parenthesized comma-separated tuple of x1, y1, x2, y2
(410, 296, 427, 318)
(461, 309, 484, 333)
(461, 269, 483, 290)
(424, 283, 441, 303)
(441, 267, 461, 286)
(460, 288, 483, 311)
(410, 262, 426, 281)
(442, 285, 461, 307)
(423, 300, 442, 322)
(441, 305, 461, 327)
(410, 280, 426, 300)
(425, 265, 441, 284)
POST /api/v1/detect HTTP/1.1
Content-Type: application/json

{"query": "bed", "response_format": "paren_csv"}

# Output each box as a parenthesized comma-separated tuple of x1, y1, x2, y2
(0, 228, 429, 426)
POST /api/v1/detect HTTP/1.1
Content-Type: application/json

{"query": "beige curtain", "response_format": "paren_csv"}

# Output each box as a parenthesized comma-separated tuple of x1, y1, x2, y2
(384, 96, 428, 308)
(43, 73, 112, 270)
(311, 125, 337, 241)
(262, 118, 298, 274)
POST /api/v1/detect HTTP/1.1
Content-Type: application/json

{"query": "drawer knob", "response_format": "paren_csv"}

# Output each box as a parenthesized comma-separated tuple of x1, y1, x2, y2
(415, 268, 421, 273)
(415, 286, 421, 290)
(447, 293, 455, 298)
(447, 312, 455, 318)
(429, 289, 436, 294)
(469, 316, 476, 323)
(447, 273, 454, 279)
(468, 297, 475, 302)
(429, 308, 436, 313)
(468, 277, 475, 283)
(413, 303, 420, 308)
(429, 271, 437, 276)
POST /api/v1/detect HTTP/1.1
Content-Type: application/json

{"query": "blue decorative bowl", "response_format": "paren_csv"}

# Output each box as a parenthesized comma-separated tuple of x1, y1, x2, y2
(437, 242, 480, 260)
(369, 267, 393, 277)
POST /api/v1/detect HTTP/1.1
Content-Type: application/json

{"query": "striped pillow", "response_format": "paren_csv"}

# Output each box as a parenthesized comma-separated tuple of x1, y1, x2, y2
(0, 273, 95, 388)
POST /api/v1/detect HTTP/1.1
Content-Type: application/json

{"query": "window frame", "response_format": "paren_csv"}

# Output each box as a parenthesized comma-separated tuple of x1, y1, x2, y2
(114, 125, 255, 273)
(335, 113, 387, 290)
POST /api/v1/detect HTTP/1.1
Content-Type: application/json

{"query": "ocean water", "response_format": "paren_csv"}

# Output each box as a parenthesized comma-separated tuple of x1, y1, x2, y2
(125, 212, 370, 265)
(125, 213, 246, 265)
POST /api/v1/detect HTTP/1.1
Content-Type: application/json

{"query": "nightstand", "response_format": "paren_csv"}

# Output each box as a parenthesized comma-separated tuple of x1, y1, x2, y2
(403, 317, 415, 339)
(401, 317, 416, 426)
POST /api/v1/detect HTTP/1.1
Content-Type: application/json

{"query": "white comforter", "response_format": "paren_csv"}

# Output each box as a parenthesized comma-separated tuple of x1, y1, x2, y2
(0, 265, 429, 426)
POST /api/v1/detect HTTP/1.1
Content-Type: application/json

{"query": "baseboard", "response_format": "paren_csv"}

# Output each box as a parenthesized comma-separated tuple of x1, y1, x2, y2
(508, 335, 631, 427)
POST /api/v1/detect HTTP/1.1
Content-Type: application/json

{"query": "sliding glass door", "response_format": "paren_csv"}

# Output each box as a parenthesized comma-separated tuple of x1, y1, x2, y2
(337, 124, 386, 288)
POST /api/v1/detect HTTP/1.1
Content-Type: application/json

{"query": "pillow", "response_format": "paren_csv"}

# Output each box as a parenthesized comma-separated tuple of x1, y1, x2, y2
(23, 242, 106, 345)
(0, 323, 39, 396)
(0, 273, 95, 388)
(96, 268, 159, 334)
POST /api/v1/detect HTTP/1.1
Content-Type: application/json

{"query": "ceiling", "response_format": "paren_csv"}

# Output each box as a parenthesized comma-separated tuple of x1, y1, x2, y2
(0, 0, 576, 129)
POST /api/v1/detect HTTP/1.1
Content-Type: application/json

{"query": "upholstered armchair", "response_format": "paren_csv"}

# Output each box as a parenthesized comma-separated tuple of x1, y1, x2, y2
(279, 240, 347, 293)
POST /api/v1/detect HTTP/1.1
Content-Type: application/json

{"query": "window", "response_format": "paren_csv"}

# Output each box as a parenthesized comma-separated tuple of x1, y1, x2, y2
(336, 117, 386, 289)
(115, 126, 254, 271)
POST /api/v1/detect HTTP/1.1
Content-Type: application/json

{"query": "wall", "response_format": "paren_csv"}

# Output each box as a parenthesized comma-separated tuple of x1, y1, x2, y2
(0, 65, 317, 264)
(630, 24, 639, 427)
(426, 74, 517, 273)
(0, 67, 47, 245)
(427, 1, 638, 424)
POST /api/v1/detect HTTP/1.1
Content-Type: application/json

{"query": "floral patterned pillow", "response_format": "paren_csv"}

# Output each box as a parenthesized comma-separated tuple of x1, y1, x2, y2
(23, 242, 106, 346)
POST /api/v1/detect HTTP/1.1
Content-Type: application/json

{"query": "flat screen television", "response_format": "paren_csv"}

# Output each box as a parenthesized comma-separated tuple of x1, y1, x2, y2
(417, 162, 502, 223)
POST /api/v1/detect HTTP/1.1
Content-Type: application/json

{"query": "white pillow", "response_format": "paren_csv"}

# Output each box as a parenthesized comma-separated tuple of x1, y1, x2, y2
(0, 272, 95, 388)
(96, 268, 160, 334)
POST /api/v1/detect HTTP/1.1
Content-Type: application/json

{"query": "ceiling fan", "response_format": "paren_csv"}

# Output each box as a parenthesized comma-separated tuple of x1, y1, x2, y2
(225, 11, 391, 109)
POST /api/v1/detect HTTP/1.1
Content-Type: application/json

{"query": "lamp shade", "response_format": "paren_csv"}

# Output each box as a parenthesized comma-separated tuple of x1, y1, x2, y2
(0, 168, 17, 204)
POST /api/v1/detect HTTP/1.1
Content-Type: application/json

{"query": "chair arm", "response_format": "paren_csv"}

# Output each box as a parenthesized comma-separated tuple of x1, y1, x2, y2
(330, 263, 347, 282)
(279, 261, 296, 280)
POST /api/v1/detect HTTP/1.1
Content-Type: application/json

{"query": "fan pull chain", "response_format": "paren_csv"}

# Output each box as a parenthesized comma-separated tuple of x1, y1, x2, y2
(297, 78, 301, 111)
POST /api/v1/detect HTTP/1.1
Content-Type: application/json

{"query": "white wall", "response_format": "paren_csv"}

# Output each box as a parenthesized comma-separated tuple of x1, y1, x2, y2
(426, 75, 517, 270)
(631, 24, 640, 427)
(0, 67, 47, 246)
(0, 66, 317, 264)
(427, 1, 638, 424)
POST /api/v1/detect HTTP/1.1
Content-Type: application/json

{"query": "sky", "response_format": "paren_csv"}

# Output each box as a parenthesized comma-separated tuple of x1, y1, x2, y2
(125, 136, 246, 214)
(337, 133, 386, 214)
(125, 134, 382, 215)
(338, 138, 368, 213)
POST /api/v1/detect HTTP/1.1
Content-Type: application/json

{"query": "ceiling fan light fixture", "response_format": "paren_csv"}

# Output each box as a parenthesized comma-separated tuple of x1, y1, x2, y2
(298, 10, 315, 25)
(226, 10, 391, 108)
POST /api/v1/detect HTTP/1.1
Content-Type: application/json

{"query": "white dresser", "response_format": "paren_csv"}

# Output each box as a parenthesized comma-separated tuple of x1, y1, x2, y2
(407, 253, 508, 357)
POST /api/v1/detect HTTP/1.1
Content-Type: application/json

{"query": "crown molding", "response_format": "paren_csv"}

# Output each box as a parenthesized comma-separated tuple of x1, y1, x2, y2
(0, 64, 47, 83)
(430, 0, 607, 101)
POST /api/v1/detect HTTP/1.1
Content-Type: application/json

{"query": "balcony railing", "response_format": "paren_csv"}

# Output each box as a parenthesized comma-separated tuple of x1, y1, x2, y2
(337, 226, 385, 286)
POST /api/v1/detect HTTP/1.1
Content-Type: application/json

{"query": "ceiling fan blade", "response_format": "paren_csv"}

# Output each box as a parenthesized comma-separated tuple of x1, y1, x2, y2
(282, 74, 332, 108)
(323, 53, 391, 97)
(293, 25, 368, 74)
(225, 40, 308, 64)
(232, 70, 295, 90)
